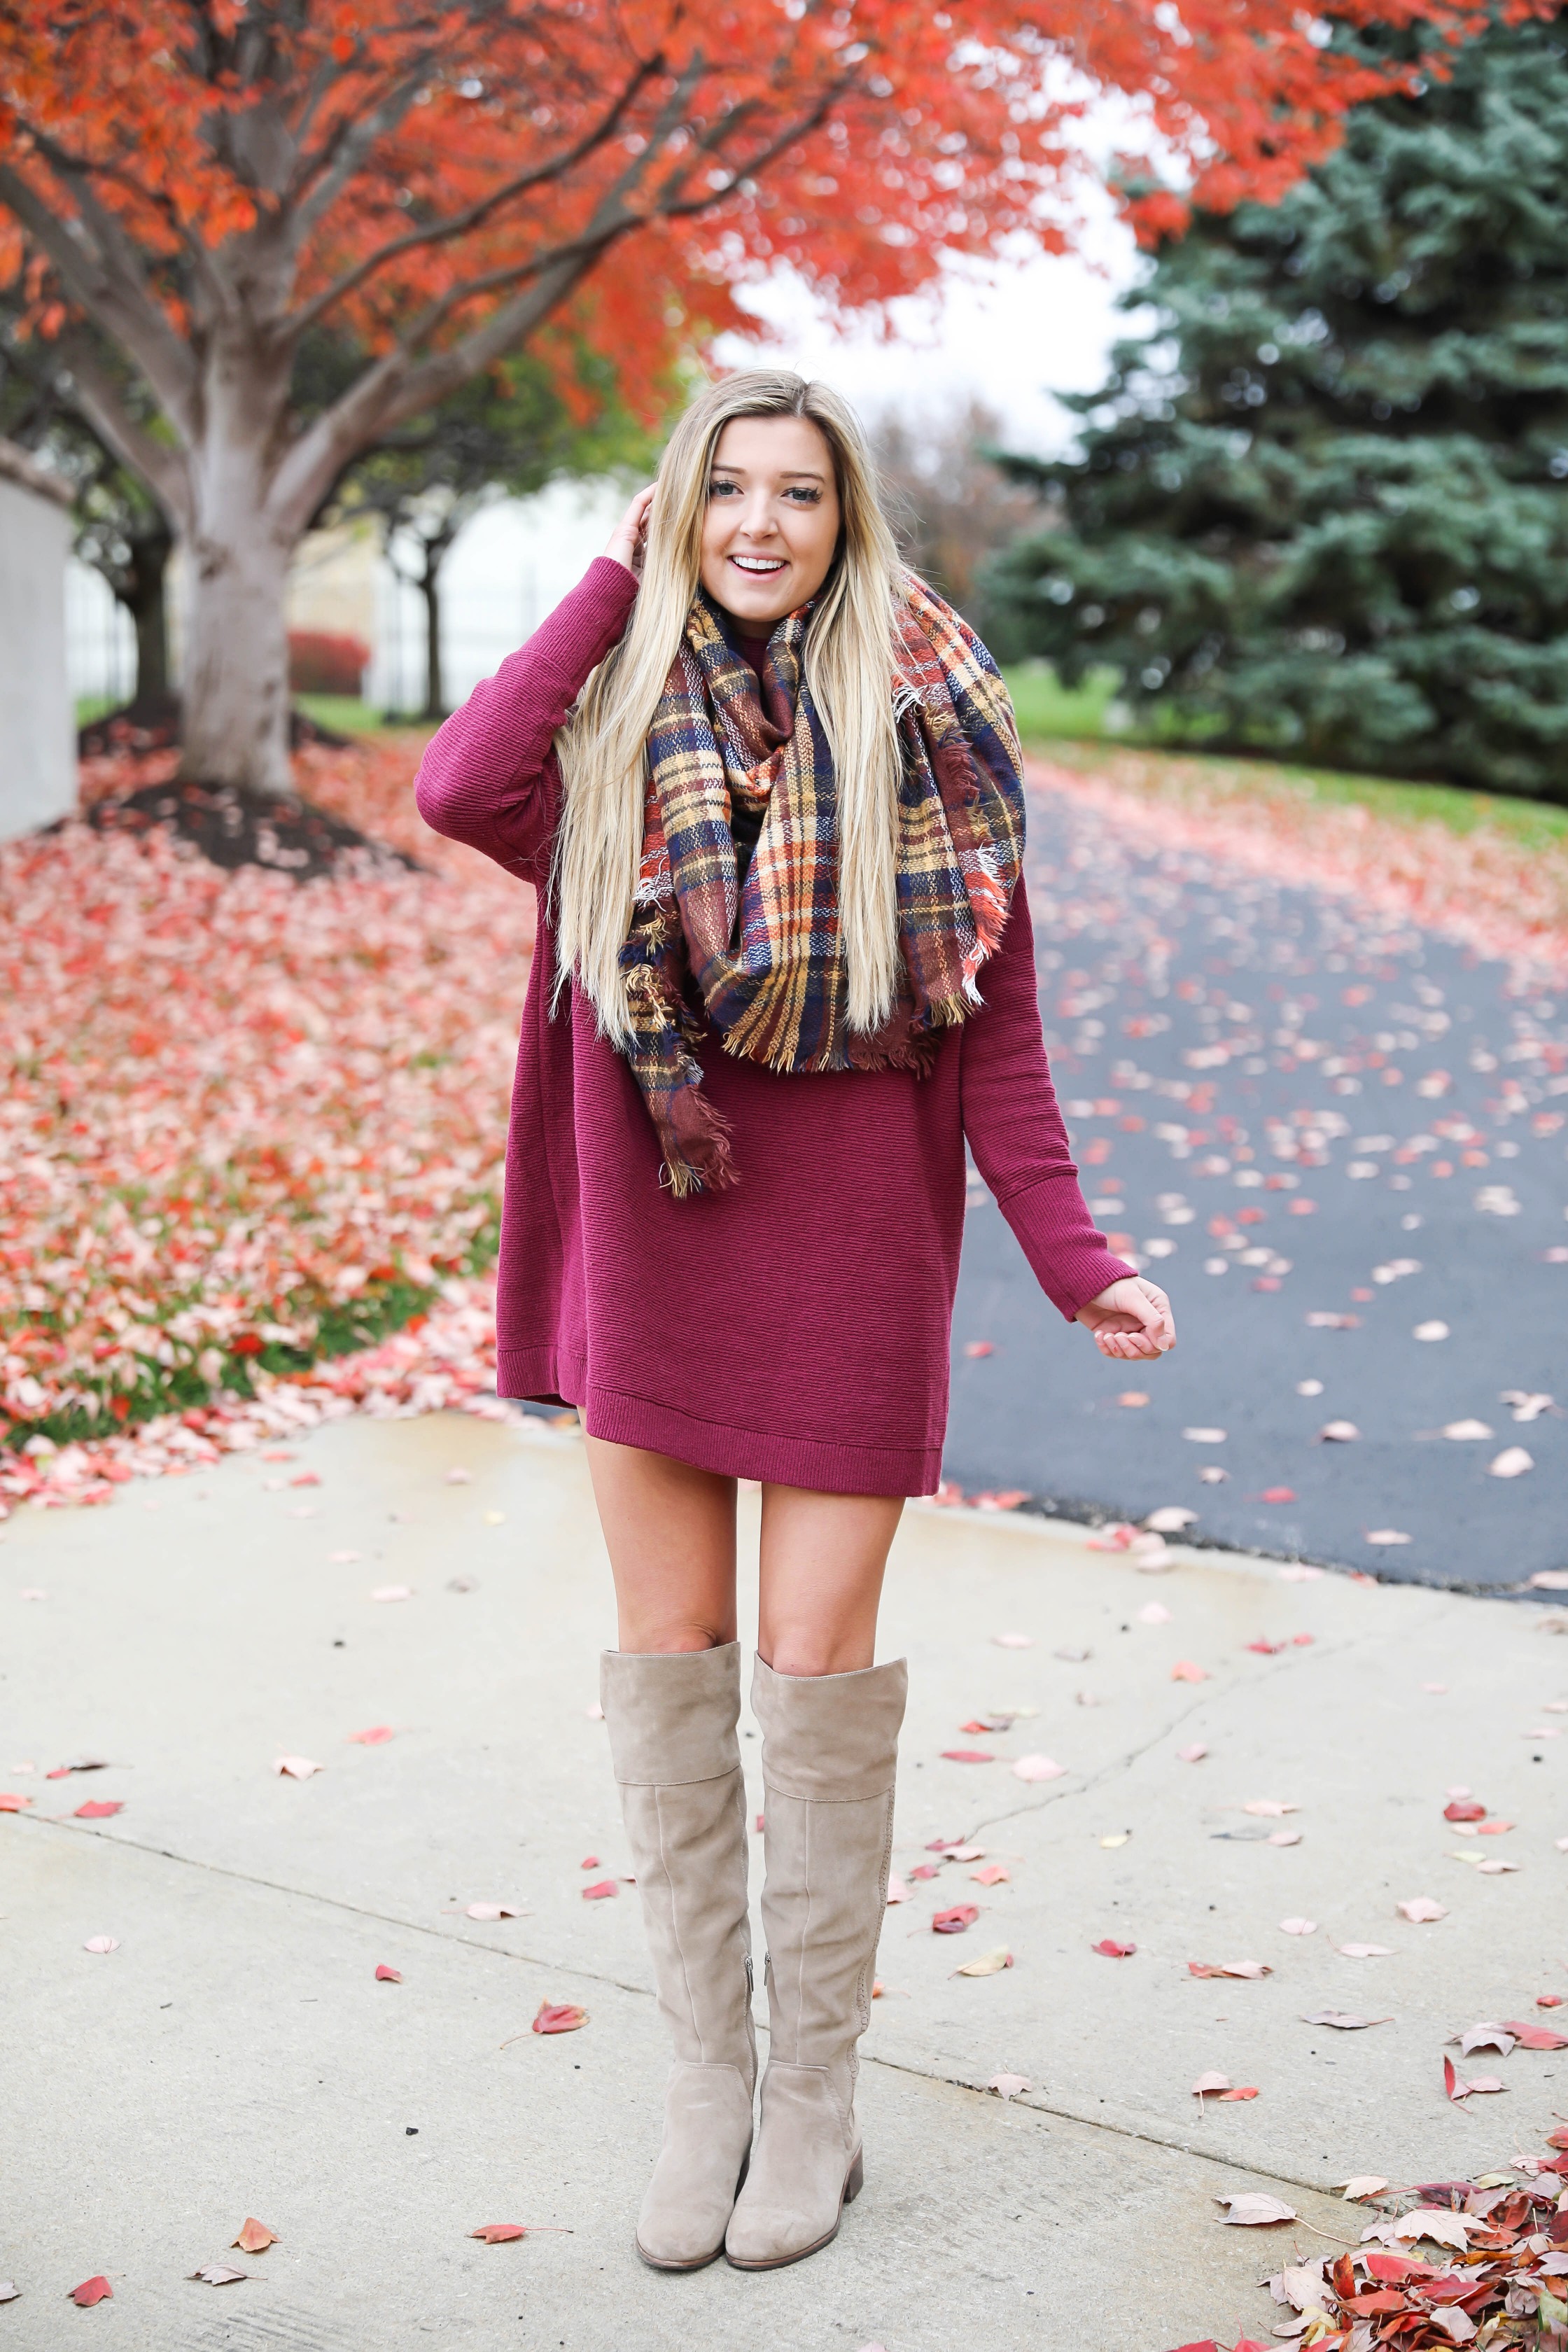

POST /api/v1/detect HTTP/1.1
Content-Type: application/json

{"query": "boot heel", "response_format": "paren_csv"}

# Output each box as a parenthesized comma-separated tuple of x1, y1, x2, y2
(844, 2148, 864, 2204)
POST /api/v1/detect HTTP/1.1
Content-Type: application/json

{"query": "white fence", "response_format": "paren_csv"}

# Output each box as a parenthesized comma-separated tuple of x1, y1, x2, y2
(67, 559, 136, 707)
(64, 477, 629, 720)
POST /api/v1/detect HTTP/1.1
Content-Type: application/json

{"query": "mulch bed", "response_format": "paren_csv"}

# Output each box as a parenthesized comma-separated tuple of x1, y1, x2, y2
(81, 778, 415, 881)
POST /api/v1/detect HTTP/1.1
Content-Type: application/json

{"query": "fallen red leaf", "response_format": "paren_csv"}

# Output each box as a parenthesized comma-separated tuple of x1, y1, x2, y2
(1536, 1994, 1564, 2009)
(1170, 1660, 1209, 1683)
(932, 1905, 979, 1934)
(964, 1340, 995, 1358)
(470, 2223, 527, 2243)
(0, 1792, 34, 1812)
(374, 1963, 402, 1982)
(579, 1855, 599, 1870)
(1502, 2019, 1568, 2050)
(531, 2000, 587, 2034)
(940, 1748, 995, 1763)
(232, 2218, 276, 2253)
(1443, 1799, 1486, 1822)
(1092, 1938, 1136, 1958)
(1217, 2086, 1259, 2101)
(348, 1725, 394, 1744)
(74, 1800, 123, 1819)
(580, 1879, 617, 1900)
(69, 2276, 113, 2306)
(1259, 1488, 1297, 1504)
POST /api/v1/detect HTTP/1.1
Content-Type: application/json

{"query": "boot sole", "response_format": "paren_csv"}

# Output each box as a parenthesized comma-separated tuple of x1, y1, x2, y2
(636, 2150, 751, 2272)
(724, 2146, 864, 2271)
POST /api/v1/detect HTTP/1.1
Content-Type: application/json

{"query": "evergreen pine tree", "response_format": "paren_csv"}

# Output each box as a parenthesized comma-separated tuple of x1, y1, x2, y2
(982, 10, 1568, 798)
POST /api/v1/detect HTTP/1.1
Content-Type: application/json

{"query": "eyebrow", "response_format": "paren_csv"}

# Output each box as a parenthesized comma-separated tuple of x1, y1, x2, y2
(709, 465, 827, 482)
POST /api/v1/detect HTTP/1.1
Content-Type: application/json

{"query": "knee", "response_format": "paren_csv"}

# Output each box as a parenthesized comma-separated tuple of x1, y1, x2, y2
(619, 1619, 733, 1657)
(762, 1634, 873, 1679)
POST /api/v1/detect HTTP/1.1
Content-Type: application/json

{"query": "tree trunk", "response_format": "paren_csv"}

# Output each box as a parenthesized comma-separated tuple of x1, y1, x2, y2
(419, 554, 441, 720)
(178, 342, 298, 796)
(417, 522, 461, 722)
(122, 522, 172, 707)
(178, 512, 294, 792)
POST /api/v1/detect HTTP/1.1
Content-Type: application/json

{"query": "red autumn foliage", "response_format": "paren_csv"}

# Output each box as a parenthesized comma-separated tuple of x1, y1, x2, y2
(531, 2000, 587, 2035)
(287, 634, 370, 699)
(932, 1905, 980, 1935)
(2, 0, 1551, 801)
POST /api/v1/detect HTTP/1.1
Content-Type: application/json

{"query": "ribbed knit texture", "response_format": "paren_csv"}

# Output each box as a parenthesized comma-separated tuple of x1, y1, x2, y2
(414, 558, 1135, 1497)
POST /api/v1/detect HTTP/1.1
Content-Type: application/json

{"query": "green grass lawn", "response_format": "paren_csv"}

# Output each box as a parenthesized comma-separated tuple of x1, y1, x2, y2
(1000, 662, 1568, 853)
(295, 694, 407, 736)
(1000, 662, 1120, 743)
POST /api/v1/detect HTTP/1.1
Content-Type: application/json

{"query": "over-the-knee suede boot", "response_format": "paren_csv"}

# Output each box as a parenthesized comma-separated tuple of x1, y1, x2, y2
(601, 1643, 757, 2270)
(724, 1653, 907, 2269)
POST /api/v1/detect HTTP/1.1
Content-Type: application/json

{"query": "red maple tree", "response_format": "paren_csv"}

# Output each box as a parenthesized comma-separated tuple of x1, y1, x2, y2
(0, 0, 1538, 794)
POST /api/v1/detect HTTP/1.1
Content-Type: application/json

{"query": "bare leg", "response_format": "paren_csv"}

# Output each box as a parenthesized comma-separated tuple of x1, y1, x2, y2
(756, 1485, 904, 1677)
(584, 1432, 738, 1654)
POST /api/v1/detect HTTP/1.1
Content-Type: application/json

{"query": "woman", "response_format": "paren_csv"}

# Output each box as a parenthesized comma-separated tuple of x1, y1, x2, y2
(415, 371, 1175, 2275)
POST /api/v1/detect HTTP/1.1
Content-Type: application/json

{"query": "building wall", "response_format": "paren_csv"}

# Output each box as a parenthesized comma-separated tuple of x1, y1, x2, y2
(0, 472, 74, 842)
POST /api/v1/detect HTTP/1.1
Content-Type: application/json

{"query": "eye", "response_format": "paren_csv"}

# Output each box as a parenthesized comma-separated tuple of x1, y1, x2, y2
(784, 486, 822, 504)
(708, 476, 740, 498)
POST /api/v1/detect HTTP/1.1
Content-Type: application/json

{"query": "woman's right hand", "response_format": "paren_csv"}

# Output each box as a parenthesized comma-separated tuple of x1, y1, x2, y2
(604, 484, 656, 578)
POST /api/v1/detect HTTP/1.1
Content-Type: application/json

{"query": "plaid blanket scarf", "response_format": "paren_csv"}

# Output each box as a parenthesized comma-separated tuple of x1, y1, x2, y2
(619, 573, 1026, 1195)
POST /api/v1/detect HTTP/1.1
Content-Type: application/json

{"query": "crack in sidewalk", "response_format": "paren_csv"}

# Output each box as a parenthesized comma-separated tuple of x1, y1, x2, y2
(925, 1627, 1366, 1850)
(17, 1811, 1348, 2206)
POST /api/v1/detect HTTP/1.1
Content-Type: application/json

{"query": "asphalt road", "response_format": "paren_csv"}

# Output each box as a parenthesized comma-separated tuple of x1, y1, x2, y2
(946, 778, 1568, 1592)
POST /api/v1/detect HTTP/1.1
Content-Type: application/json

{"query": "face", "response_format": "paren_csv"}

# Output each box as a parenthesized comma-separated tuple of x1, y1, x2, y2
(697, 414, 841, 627)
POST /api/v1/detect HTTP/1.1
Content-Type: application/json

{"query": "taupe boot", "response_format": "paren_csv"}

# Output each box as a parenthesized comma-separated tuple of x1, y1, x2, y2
(601, 1643, 757, 2271)
(724, 1653, 907, 2269)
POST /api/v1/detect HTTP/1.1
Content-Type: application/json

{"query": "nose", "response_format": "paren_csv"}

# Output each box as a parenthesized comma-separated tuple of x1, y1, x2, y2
(735, 486, 781, 540)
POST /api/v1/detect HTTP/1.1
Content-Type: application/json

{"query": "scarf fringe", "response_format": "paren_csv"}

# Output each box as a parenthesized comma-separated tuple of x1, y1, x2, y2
(660, 1082, 738, 1198)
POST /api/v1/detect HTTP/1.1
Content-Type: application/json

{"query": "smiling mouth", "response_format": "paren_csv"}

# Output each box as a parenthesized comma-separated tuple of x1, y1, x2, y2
(729, 554, 786, 574)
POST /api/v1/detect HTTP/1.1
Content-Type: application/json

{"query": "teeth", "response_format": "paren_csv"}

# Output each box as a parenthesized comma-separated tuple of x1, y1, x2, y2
(732, 556, 784, 572)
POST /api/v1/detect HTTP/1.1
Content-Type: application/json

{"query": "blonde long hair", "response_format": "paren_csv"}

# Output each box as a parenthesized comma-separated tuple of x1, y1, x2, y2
(552, 371, 904, 1042)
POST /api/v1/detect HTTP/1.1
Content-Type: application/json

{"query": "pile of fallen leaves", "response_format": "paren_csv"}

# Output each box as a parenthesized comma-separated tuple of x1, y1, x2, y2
(1032, 751, 1568, 987)
(1263, 2151, 1568, 2348)
(1, 738, 531, 1508)
(1175, 2146, 1568, 2352)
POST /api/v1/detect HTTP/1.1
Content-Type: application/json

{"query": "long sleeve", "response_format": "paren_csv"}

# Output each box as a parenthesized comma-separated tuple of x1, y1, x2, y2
(414, 556, 639, 877)
(960, 880, 1138, 1320)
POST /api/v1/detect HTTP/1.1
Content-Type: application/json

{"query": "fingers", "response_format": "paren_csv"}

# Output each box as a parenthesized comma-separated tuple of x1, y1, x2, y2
(1093, 1327, 1161, 1360)
(1133, 1278, 1176, 1352)
(603, 482, 657, 570)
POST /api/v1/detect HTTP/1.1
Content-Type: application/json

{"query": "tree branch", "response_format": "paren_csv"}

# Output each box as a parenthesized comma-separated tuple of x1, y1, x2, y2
(51, 333, 191, 530)
(0, 158, 202, 439)
(282, 55, 662, 342)
(286, 65, 432, 244)
(269, 46, 857, 533)
(652, 74, 858, 222)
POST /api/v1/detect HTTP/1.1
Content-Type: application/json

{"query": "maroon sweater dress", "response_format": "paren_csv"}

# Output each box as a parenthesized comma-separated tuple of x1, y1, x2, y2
(414, 556, 1135, 1497)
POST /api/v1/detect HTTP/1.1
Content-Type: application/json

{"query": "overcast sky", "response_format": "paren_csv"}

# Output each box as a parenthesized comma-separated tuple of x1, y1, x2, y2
(715, 210, 1147, 460)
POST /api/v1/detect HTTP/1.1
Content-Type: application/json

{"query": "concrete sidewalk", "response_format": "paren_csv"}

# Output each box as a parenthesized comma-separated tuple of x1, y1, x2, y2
(4, 1413, 1565, 2351)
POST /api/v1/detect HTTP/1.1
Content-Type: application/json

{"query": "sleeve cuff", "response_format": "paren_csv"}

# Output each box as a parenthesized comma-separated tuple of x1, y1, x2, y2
(995, 1175, 1140, 1322)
